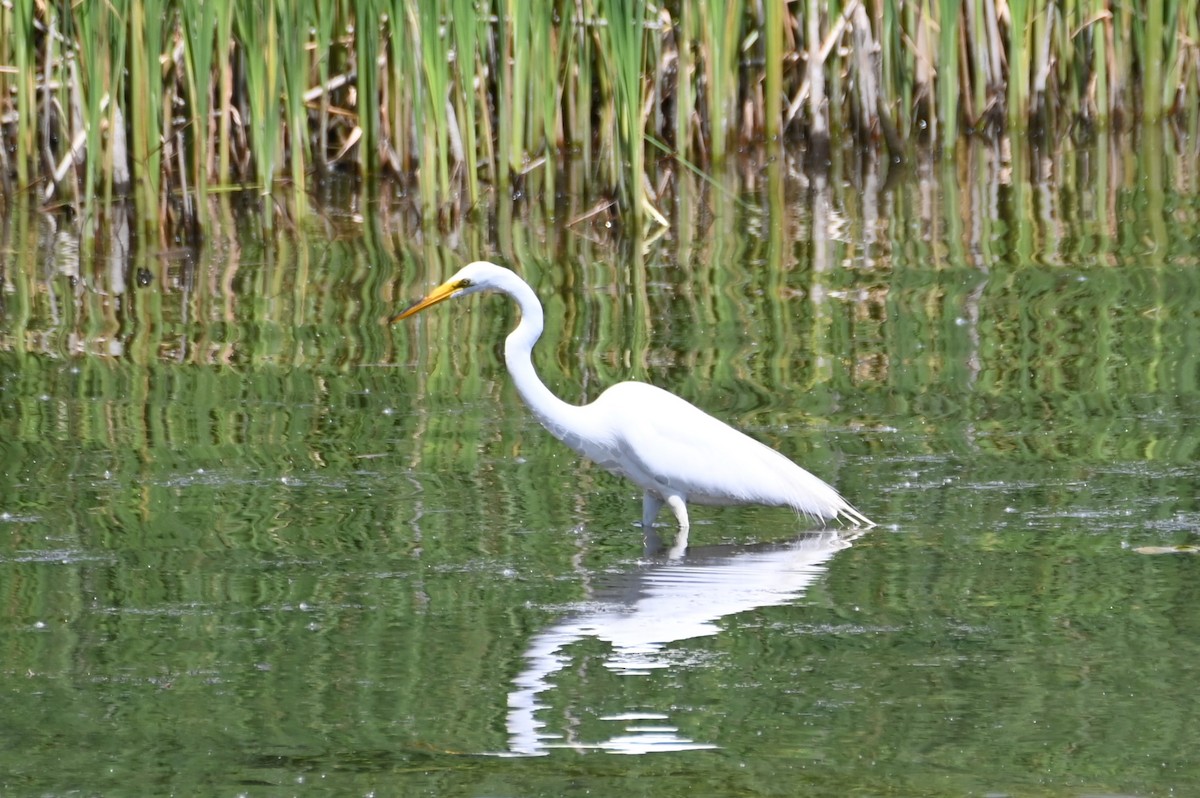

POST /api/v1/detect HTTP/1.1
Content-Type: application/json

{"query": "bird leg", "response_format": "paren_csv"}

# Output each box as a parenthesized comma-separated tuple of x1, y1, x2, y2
(640, 493, 663, 529)
(665, 494, 690, 559)
(641, 493, 665, 557)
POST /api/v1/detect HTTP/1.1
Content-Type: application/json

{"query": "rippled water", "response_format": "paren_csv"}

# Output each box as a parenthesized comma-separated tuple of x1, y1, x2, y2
(2, 139, 1199, 796)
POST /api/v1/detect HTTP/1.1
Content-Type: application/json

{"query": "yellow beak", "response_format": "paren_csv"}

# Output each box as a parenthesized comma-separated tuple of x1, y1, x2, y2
(389, 279, 462, 323)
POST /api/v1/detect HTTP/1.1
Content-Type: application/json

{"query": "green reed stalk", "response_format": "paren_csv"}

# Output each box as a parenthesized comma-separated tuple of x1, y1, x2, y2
(450, 0, 481, 206)
(1006, 0, 1030, 129)
(825, 7, 842, 140)
(10, 0, 37, 188)
(1104, 2, 1122, 122)
(965, 0, 984, 125)
(355, 0, 381, 174)
(0, 7, 10, 191)
(936, 0, 958, 146)
(698, 0, 742, 162)
(529, 0, 559, 206)
(214, 1, 235, 183)
(647, 1, 665, 145)
(764, 0, 782, 143)
(74, 1, 110, 205)
(1090, 0, 1108, 124)
(181, 0, 218, 215)
(385, 0, 413, 175)
(1181, 0, 1200, 121)
(129, 0, 167, 221)
(416, 1, 451, 212)
(277, 0, 309, 192)
(106, 1, 132, 193)
(1111, 1, 1131, 121)
(311, 0, 337, 173)
(40, 1, 60, 187)
(586, 0, 618, 195)
(878, 0, 907, 136)
(474, 20, 499, 192)
(1162, 3, 1184, 117)
(235, 0, 282, 204)
(45, 4, 72, 198)
(912, 0, 934, 131)
(1143, 0, 1164, 120)
(1053, 3, 1074, 121)
(601, 0, 650, 220)
(1030, 0, 1049, 122)
(672, 2, 694, 162)
(502, 0, 529, 180)
(568, 0, 597, 176)
(904, 0, 919, 136)
(493, 2, 511, 188)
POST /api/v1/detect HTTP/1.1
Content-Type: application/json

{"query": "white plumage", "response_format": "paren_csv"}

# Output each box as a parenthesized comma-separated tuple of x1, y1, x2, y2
(393, 261, 873, 547)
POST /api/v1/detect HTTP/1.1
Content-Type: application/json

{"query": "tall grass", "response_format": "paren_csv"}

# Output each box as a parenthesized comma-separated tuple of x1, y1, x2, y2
(9, 0, 37, 191)
(936, 0, 959, 146)
(277, 1, 310, 195)
(73, 2, 109, 209)
(451, 0, 482, 207)
(132, 0, 169, 225)
(601, 0, 660, 223)
(420, 1, 451, 212)
(356, 0, 382, 176)
(234, 1, 281, 191)
(698, 0, 741, 164)
(181, 0, 218, 214)
(4, 1, 1200, 227)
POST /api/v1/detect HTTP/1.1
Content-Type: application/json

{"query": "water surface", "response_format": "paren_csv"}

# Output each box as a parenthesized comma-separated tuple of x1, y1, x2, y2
(1, 139, 1198, 796)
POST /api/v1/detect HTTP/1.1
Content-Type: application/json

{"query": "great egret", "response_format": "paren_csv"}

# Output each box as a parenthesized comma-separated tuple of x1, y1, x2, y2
(393, 261, 873, 551)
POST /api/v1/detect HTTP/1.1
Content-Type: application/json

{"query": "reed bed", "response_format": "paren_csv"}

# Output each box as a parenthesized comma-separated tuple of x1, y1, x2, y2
(3, 0, 1200, 229)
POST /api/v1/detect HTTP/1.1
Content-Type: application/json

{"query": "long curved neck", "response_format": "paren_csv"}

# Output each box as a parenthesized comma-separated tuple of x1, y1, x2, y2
(499, 275, 582, 441)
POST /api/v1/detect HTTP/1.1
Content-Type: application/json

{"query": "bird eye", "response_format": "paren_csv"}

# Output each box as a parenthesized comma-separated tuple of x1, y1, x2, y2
(457, 279, 472, 288)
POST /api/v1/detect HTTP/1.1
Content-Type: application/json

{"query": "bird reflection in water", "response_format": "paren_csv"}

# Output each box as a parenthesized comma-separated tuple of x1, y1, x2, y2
(499, 530, 861, 756)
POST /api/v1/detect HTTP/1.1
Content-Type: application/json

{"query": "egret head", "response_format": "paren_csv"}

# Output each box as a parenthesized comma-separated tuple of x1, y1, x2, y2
(390, 261, 506, 322)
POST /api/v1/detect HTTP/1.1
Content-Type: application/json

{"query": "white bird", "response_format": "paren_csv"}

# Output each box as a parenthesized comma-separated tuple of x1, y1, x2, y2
(393, 261, 873, 553)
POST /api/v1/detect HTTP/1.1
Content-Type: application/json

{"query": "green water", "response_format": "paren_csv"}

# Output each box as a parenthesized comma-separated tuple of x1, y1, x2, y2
(1, 139, 1199, 797)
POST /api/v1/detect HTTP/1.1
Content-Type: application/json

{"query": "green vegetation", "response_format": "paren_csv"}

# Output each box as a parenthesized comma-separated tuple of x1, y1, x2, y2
(2, 1, 1200, 228)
